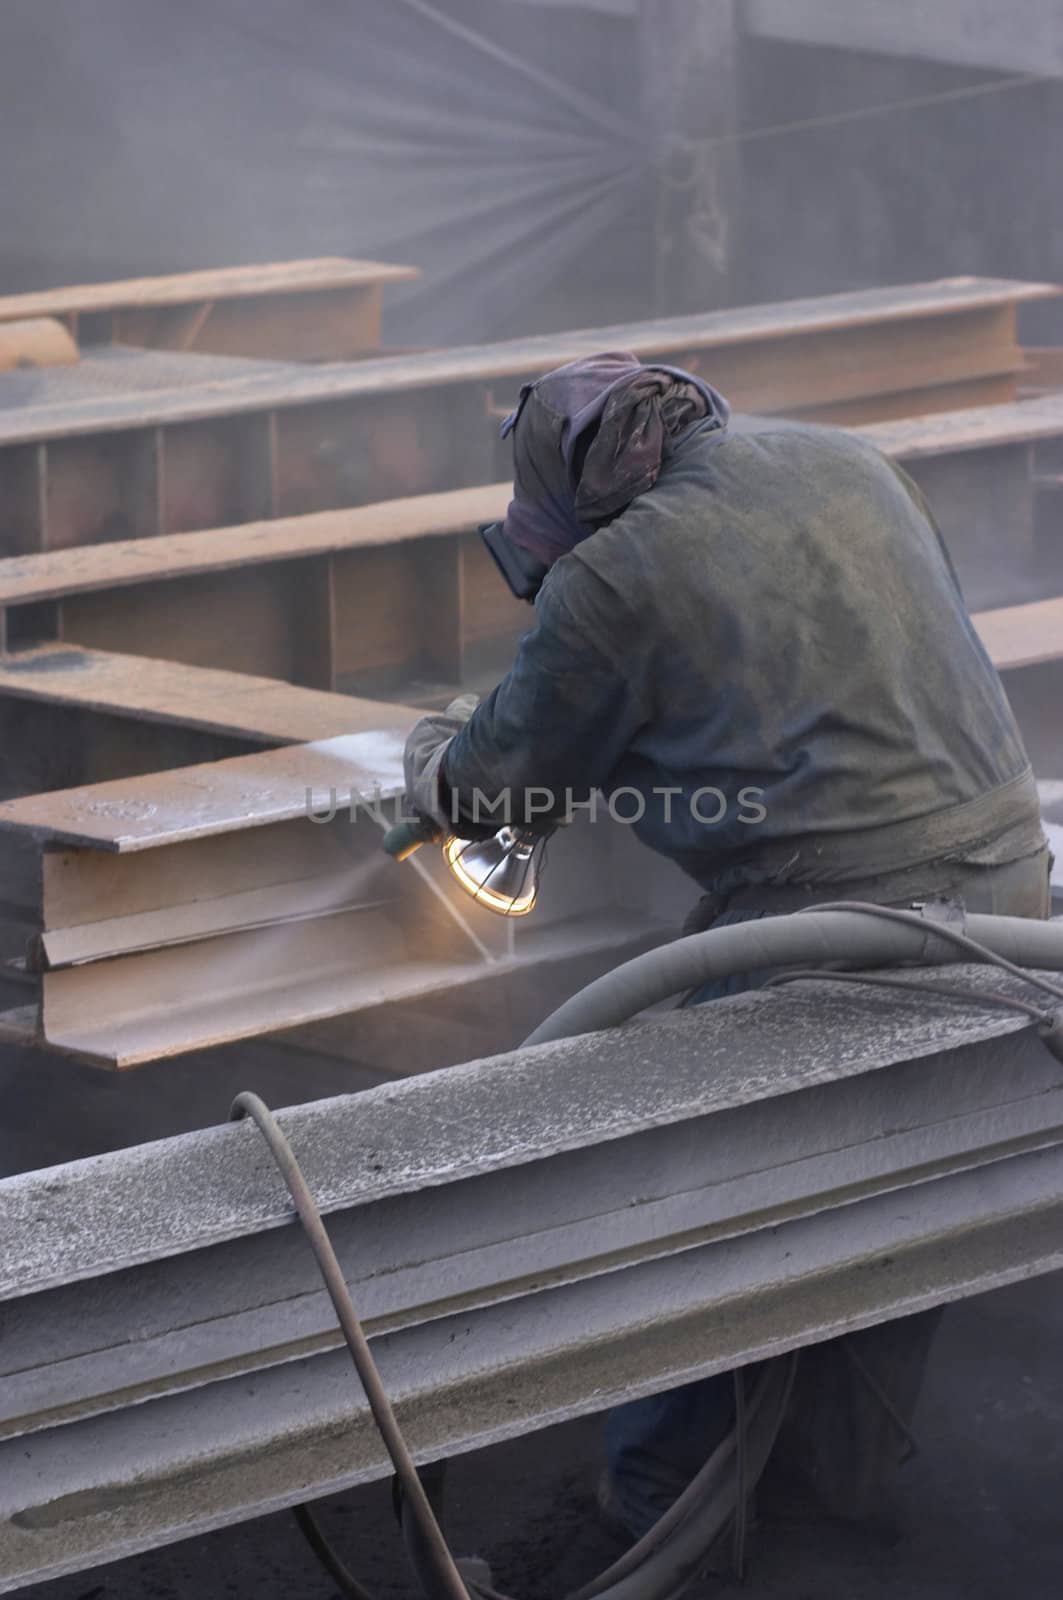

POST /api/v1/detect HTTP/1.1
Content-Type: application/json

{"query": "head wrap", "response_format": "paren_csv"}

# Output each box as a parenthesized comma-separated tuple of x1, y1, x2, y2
(500, 352, 729, 567)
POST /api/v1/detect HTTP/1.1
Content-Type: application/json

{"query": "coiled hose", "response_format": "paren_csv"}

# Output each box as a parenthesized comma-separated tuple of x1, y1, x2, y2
(523, 904, 1063, 1048)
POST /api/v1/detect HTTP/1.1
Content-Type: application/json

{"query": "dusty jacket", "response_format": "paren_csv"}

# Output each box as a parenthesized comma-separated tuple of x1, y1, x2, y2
(442, 416, 1041, 894)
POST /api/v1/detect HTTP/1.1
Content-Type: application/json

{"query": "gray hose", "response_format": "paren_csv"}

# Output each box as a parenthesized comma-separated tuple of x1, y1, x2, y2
(565, 1357, 796, 1600)
(524, 910, 1063, 1046)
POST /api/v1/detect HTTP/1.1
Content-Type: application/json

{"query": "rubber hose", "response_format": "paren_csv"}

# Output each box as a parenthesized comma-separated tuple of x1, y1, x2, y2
(565, 1357, 797, 1600)
(524, 911, 1063, 1046)
(398, 1357, 796, 1600)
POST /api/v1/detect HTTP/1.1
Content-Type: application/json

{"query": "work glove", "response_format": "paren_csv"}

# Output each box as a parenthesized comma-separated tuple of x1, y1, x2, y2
(402, 693, 479, 835)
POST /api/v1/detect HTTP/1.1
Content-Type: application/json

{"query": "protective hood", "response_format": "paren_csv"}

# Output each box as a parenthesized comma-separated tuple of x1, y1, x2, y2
(499, 351, 729, 568)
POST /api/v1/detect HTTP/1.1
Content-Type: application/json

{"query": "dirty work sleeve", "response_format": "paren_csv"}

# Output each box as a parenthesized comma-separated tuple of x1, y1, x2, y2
(440, 568, 651, 837)
(402, 693, 479, 835)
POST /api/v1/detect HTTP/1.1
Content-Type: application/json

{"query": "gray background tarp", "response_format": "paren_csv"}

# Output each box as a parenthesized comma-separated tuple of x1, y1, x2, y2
(0, 0, 651, 342)
(0, 0, 1061, 344)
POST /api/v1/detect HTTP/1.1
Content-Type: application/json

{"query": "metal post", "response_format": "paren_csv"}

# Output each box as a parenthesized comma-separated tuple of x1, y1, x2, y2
(639, 0, 742, 315)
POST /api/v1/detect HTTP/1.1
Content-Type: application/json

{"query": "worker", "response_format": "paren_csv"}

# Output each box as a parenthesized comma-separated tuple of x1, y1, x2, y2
(401, 352, 1051, 1545)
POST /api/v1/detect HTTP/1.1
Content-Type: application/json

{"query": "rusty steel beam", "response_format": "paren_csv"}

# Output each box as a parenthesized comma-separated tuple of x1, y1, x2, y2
(0, 258, 422, 362)
(1, 395, 1061, 693)
(0, 646, 420, 801)
(0, 646, 408, 746)
(0, 725, 689, 1067)
(0, 483, 521, 694)
(0, 277, 1055, 554)
(859, 395, 1063, 610)
(0, 612, 1042, 811)
(1022, 346, 1063, 395)
(974, 596, 1063, 672)
(0, 639, 1048, 1069)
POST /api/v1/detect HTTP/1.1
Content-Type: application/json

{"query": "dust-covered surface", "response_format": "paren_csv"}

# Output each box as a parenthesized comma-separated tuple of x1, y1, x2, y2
(0, 966, 1042, 1296)
(0, 348, 291, 415)
(12, 1271, 1063, 1600)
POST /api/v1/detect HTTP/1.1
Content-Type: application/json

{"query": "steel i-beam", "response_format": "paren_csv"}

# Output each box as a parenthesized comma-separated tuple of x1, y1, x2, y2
(0, 969, 1061, 1588)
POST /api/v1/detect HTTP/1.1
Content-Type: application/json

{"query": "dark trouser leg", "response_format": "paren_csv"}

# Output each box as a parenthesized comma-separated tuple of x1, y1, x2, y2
(775, 1308, 943, 1522)
(602, 1373, 739, 1541)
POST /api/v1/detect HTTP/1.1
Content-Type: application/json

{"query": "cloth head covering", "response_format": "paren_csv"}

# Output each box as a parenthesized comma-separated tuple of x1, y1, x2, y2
(499, 352, 729, 567)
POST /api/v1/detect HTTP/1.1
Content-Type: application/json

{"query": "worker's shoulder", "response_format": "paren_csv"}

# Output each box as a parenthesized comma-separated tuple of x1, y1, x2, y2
(691, 412, 887, 468)
(658, 414, 904, 506)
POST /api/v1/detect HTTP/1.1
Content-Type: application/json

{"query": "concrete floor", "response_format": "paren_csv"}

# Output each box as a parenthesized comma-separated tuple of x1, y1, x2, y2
(18, 1271, 1063, 1600)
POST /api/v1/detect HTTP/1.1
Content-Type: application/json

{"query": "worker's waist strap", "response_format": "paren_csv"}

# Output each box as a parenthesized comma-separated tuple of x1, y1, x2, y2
(719, 847, 1050, 919)
(717, 766, 1045, 892)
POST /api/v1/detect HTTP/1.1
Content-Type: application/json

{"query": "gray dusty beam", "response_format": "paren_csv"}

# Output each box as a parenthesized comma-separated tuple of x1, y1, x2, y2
(2, 1012, 1061, 1440)
(0, 966, 1047, 1296)
(0, 975, 1062, 1588)
(2, 1163, 1059, 1593)
(0, 277, 1054, 450)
